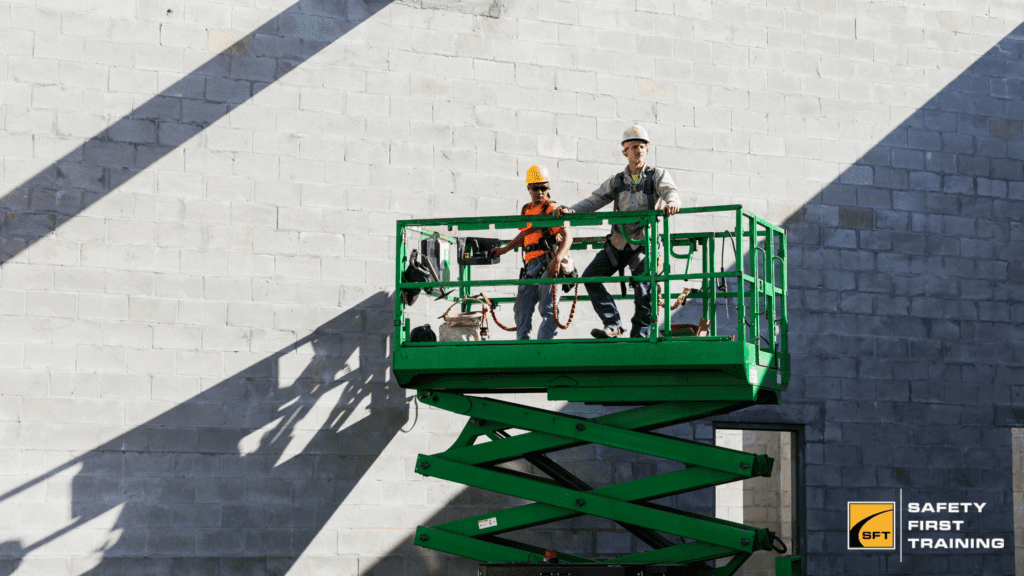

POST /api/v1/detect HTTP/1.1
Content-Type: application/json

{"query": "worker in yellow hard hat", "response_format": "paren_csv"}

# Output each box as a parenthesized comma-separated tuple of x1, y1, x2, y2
(554, 124, 681, 339)
(491, 165, 573, 340)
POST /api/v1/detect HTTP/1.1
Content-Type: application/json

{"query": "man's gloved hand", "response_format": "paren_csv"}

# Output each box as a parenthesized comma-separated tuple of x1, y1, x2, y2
(546, 259, 560, 279)
(553, 205, 574, 218)
(491, 244, 509, 257)
(664, 202, 680, 216)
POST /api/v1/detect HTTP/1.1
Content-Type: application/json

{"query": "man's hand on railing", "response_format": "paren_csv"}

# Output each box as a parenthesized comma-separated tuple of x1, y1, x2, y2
(553, 205, 573, 218)
(554, 203, 678, 217)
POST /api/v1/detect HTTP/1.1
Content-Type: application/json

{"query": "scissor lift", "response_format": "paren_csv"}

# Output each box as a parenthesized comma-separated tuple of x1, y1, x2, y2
(393, 206, 800, 576)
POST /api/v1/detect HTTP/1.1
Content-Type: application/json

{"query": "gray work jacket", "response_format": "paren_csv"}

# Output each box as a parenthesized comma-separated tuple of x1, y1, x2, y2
(568, 165, 681, 248)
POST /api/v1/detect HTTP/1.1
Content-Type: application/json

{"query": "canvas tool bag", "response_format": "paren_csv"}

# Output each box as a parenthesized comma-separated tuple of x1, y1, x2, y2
(439, 298, 489, 341)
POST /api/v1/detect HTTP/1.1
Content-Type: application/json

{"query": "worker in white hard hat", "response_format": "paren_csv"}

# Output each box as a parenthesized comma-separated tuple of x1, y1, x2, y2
(491, 165, 573, 340)
(554, 125, 681, 339)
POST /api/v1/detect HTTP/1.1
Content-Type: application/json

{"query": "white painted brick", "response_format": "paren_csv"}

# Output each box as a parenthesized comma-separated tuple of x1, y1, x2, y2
(222, 302, 272, 328)
(150, 375, 197, 401)
(280, 157, 326, 183)
(72, 398, 123, 424)
(200, 327, 249, 352)
(493, 39, 537, 65)
(76, 345, 125, 373)
(183, 148, 233, 175)
(154, 224, 201, 249)
(25, 290, 77, 318)
(21, 397, 71, 423)
(536, 43, 574, 70)
(0, 94, 28, 131)
(128, 296, 177, 323)
(80, 243, 130, 270)
(9, 56, 59, 86)
(453, 32, 495, 60)
(99, 373, 151, 400)
(179, 249, 228, 275)
(450, 80, 492, 107)
(473, 59, 515, 84)
(151, 324, 200, 350)
(275, 255, 321, 280)
(173, 350, 222, 376)
(226, 106, 276, 135)
(1, 26, 34, 63)
(493, 86, 537, 113)
(0, 340, 25, 373)
(177, 301, 226, 326)
(11, 6, 61, 32)
(31, 87, 86, 114)
(252, 131, 298, 157)
(150, 275, 200, 300)
(6, 108, 54, 138)
(204, 127, 252, 152)
(25, 240, 78, 267)
(33, 33, 85, 61)
(1, 263, 53, 291)
(101, 321, 154, 350)
(202, 225, 249, 253)
(159, 22, 205, 48)
(294, 232, 344, 258)
(299, 131, 339, 162)
(134, 44, 183, 72)
(84, 39, 134, 67)
(123, 398, 173, 425)
(345, 92, 389, 119)
(23, 343, 74, 370)
(272, 305, 317, 331)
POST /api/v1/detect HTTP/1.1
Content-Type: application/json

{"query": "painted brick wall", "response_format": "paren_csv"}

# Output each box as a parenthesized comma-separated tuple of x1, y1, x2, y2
(1, 0, 1023, 574)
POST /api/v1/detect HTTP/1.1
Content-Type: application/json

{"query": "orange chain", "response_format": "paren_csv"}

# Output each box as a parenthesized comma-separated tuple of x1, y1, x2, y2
(480, 293, 518, 332)
(481, 279, 579, 333)
(551, 282, 579, 330)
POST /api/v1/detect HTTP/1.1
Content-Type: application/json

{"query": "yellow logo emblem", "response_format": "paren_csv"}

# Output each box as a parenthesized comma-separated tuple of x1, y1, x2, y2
(848, 502, 895, 549)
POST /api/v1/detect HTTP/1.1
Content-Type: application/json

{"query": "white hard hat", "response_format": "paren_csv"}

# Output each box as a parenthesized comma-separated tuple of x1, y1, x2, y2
(621, 124, 650, 145)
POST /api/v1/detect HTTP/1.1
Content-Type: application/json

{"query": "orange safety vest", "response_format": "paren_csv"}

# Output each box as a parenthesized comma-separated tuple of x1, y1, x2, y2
(520, 200, 562, 263)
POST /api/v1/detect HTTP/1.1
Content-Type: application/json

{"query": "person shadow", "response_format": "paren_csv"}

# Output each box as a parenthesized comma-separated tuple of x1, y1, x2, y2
(0, 291, 408, 575)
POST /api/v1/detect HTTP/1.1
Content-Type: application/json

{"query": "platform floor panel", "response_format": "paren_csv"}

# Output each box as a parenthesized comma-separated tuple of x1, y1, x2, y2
(395, 339, 788, 400)
(479, 563, 697, 576)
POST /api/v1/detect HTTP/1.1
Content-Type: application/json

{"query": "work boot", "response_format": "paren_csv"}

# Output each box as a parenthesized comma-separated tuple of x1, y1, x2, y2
(591, 326, 625, 339)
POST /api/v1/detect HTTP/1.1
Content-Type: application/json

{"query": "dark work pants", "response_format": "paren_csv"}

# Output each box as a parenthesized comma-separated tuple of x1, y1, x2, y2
(581, 242, 651, 338)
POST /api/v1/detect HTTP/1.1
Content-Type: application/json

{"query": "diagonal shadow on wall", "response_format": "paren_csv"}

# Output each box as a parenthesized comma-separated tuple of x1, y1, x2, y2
(710, 22, 1024, 576)
(0, 292, 408, 575)
(0, 0, 394, 266)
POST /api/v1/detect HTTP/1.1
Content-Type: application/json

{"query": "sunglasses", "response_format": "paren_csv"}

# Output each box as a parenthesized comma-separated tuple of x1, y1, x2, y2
(528, 185, 549, 192)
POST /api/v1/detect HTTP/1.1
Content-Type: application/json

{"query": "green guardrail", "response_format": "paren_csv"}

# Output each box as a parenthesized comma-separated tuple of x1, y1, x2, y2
(394, 204, 788, 380)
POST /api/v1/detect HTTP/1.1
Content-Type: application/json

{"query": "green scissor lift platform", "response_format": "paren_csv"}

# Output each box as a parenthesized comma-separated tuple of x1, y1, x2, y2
(393, 206, 800, 576)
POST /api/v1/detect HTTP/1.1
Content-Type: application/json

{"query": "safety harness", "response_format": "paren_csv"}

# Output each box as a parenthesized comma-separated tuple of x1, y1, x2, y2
(520, 200, 560, 262)
(607, 167, 658, 295)
(610, 166, 658, 242)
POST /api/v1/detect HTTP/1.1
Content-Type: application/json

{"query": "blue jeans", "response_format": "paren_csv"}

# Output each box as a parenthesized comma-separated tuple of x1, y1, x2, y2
(582, 242, 651, 338)
(514, 257, 557, 340)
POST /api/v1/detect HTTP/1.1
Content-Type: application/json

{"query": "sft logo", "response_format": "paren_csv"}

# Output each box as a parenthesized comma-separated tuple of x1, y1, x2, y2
(848, 502, 896, 550)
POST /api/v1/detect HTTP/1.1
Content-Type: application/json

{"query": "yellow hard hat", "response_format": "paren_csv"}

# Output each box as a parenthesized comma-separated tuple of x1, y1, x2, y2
(525, 165, 550, 185)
